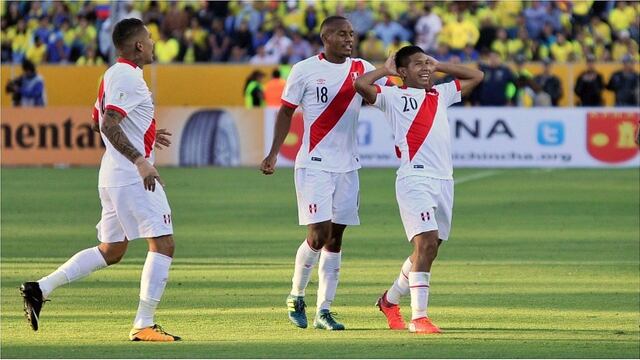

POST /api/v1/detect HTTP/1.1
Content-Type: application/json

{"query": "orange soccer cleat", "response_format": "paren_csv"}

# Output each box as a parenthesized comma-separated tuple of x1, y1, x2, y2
(129, 324, 181, 342)
(409, 317, 442, 334)
(375, 291, 406, 330)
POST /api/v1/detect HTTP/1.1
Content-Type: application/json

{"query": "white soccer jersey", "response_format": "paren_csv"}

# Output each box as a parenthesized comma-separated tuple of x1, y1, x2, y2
(373, 80, 461, 179)
(281, 53, 389, 172)
(93, 58, 156, 188)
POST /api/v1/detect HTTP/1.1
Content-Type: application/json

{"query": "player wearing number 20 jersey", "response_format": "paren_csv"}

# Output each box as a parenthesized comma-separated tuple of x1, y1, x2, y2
(355, 45, 484, 334)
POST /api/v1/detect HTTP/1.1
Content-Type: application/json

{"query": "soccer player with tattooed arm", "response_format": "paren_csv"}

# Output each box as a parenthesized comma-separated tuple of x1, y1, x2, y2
(20, 18, 180, 342)
(355, 46, 483, 334)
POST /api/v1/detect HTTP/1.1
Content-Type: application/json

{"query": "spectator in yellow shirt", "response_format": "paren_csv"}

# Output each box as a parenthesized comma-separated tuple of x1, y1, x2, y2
(155, 31, 180, 64)
(25, 36, 47, 65)
(76, 45, 105, 66)
(359, 31, 386, 62)
(550, 33, 579, 62)
(74, 16, 97, 49)
(491, 28, 509, 61)
(507, 28, 528, 59)
(440, 12, 480, 54)
(495, 0, 522, 36)
(590, 16, 612, 45)
(612, 30, 639, 61)
(609, 1, 634, 33)
(9, 19, 30, 63)
(572, 0, 593, 25)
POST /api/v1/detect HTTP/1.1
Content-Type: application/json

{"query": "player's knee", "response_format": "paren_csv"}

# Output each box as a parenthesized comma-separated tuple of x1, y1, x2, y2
(415, 233, 439, 257)
(99, 245, 127, 265)
(307, 224, 331, 250)
(149, 235, 175, 257)
(324, 236, 342, 252)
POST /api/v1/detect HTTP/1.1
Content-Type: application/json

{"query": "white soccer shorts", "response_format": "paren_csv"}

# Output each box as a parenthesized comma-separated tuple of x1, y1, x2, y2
(395, 175, 454, 242)
(295, 168, 360, 226)
(96, 181, 173, 243)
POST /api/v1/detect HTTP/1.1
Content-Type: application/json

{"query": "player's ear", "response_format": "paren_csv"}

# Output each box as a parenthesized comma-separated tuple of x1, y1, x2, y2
(135, 41, 143, 52)
(398, 67, 408, 79)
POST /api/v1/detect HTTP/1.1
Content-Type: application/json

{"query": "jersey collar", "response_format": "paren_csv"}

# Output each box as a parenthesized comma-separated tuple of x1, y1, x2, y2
(117, 58, 140, 69)
(399, 84, 438, 94)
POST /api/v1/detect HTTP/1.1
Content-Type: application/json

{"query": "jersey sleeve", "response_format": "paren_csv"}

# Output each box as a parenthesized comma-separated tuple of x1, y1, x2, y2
(281, 63, 305, 109)
(92, 98, 100, 124)
(435, 80, 462, 107)
(372, 84, 395, 113)
(103, 73, 144, 118)
(362, 59, 394, 86)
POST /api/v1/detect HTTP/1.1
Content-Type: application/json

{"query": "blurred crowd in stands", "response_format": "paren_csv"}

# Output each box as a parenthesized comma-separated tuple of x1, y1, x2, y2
(2, 0, 639, 107)
(1, 0, 639, 65)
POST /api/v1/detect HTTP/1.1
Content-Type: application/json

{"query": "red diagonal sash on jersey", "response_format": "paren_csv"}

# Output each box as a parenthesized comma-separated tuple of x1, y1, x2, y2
(309, 60, 364, 152)
(144, 118, 156, 158)
(406, 91, 439, 161)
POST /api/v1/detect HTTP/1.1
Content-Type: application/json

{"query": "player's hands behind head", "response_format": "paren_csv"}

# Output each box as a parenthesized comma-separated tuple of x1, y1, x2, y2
(135, 157, 164, 191)
(426, 55, 439, 71)
(384, 53, 400, 77)
(260, 154, 277, 175)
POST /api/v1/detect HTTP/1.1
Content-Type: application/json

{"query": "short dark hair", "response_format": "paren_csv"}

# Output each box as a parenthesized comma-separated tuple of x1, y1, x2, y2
(395, 45, 426, 69)
(320, 15, 349, 34)
(112, 18, 145, 49)
(272, 69, 281, 78)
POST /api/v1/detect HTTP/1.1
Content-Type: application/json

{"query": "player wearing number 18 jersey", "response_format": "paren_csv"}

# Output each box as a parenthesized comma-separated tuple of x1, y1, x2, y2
(355, 46, 483, 334)
(261, 16, 389, 330)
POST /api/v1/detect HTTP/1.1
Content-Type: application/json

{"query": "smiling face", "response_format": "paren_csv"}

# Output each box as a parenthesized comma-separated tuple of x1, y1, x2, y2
(321, 19, 354, 60)
(398, 52, 437, 90)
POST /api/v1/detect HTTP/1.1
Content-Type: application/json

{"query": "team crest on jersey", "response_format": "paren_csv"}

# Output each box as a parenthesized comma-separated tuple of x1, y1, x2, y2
(350, 72, 359, 83)
(115, 89, 128, 103)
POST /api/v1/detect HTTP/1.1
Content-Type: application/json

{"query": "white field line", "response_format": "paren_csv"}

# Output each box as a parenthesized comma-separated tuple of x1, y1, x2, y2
(455, 170, 499, 185)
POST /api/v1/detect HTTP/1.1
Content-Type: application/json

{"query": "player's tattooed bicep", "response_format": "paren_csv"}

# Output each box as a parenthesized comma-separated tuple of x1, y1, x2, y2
(100, 109, 142, 163)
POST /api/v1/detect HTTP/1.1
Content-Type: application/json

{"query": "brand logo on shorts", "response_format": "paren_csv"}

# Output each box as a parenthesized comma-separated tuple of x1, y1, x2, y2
(309, 204, 317, 214)
(420, 212, 430, 221)
(163, 214, 172, 224)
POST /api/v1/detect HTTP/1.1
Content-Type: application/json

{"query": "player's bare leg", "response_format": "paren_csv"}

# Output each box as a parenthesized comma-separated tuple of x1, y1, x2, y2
(20, 240, 127, 331)
(287, 221, 331, 328)
(407, 231, 442, 334)
(129, 235, 180, 341)
(314, 223, 346, 330)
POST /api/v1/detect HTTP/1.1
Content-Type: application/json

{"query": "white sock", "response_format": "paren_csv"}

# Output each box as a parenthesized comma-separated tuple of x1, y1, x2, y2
(317, 250, 341, 311)
(290, 239, 320, 297)
(133, 252, 172, 329)
(386, 257, 412, 304)
(409, 272, 431, 320)
(37, 246, 107, 299)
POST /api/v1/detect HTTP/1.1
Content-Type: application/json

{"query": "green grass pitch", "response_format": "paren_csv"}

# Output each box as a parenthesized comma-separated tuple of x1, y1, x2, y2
(1, 167, 638, 358)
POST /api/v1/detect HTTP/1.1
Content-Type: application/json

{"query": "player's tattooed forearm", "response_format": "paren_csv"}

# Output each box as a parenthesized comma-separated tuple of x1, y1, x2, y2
(101, 109, 142, 163)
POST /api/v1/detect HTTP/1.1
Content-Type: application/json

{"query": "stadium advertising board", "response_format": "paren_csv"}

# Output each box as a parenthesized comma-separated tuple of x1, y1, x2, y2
(1, 107, 264, 167)
(264, 107, 639, 168)
(1, 107, 105, 166)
